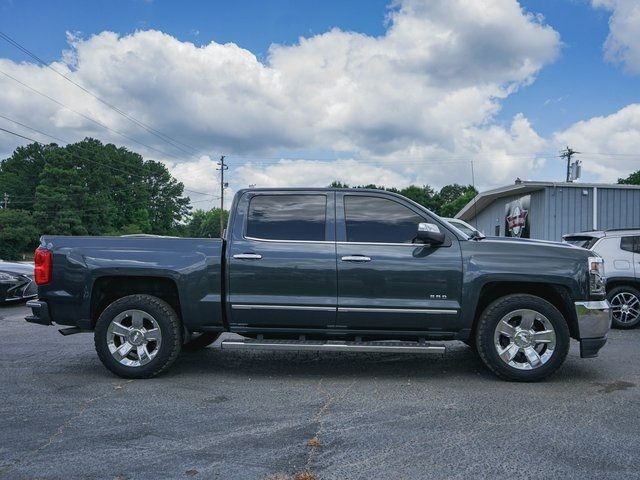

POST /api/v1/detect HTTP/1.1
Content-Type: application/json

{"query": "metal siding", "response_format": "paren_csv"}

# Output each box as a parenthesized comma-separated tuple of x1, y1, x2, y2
(545, 186, 593, 240)
(598, 188, 640, 230)
(465, 184, 640, 241)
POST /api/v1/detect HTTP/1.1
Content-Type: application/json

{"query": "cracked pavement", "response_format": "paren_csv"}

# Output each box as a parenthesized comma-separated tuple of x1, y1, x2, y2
(1, 303, 640, 479)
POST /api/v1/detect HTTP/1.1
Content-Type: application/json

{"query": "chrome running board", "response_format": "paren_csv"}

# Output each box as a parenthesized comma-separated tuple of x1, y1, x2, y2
(220, 338, 445, 354)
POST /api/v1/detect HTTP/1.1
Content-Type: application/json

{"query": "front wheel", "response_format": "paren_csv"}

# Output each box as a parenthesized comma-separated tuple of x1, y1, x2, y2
(94, 294, 183, 379)
(608, 286, 640, 329)
(476, 294, 570, 382)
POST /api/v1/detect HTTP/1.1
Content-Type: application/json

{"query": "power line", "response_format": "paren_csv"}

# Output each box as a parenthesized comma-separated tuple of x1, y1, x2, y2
(0, 69, 189, 161)
(0, 120, 218, 198)
(0, 31, 199, 157)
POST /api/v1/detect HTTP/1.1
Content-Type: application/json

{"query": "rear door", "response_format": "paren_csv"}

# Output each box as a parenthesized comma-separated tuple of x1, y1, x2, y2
(227, 191, 337, 329)
(335, 191, 463, 332)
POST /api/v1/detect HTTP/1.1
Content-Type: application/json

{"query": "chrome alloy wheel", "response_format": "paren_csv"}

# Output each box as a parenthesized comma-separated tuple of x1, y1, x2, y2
(493, 309, 556, 370)
(611, 292, 640, 325)
(106, 309, 162, 367)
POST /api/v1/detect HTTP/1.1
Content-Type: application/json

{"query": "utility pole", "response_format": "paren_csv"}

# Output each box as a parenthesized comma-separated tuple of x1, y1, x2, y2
(3, 192, 7, 209)
(559, 146, 580, 182)
(216, 155, 228, 237)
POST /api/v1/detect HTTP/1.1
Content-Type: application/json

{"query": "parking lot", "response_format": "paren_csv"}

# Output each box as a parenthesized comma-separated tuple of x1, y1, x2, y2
(0, 303, 638, 480)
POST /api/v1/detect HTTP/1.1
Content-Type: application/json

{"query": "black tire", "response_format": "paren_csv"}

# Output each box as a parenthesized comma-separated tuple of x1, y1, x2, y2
(182, 332, 220, 352)
(94, 294, 183, 379)
(476, 294, 570, 382)
(462, 339, 476, 351)
(607, 285, 640, 329)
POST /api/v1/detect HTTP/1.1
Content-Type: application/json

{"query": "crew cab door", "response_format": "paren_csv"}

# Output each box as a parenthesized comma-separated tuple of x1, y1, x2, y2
(335, 192, 463, 332)
(227, 191, 337, 329)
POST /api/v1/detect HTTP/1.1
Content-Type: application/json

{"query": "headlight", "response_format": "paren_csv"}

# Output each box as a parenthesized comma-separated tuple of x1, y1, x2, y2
(0, 271, 19, 283)
(588, 256, 606, 296)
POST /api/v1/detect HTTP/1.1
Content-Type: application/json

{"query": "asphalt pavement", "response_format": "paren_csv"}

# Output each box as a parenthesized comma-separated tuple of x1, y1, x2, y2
(1, 303, 639, 480)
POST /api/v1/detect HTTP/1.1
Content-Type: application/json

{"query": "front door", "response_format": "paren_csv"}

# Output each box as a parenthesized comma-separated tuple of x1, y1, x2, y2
(336, 192, 463, 332)
(227, 191, 337, 329)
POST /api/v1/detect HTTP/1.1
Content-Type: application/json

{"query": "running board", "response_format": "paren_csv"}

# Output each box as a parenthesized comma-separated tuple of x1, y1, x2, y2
(220, 338, 445, 354)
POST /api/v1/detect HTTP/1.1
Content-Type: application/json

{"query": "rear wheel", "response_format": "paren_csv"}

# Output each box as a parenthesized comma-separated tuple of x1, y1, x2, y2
(94, 294, 182, 379)
(476, 294, 570, 382)
(182, 332, 220, 351)
(608, 286, 640, 329)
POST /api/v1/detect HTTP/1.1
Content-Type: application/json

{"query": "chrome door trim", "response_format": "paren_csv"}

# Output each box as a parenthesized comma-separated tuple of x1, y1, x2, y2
(233, 253, 263, 260)
(244, 236, 335, 244)
(232, 304, 337, 312)
(337, 241, 424, 247)
(337, 307, 457, 315)
(341, 255, 372, 262)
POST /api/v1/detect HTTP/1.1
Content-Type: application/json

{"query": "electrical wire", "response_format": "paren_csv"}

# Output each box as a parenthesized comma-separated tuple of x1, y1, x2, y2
(0, 31, 199, 157)
(0, 117, 219, 198)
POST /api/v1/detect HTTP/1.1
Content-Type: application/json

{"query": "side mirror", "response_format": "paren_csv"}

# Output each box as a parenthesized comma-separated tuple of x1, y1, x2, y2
(417, 223, 445, 245)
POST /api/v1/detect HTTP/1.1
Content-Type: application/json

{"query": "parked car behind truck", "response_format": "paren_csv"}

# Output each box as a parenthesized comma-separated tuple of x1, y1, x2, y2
(564, 229, 640, 328)
(27, 188, 611, 381)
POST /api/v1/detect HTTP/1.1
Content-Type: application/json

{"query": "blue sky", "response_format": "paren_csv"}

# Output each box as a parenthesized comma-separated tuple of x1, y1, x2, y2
(0, 0, 638, 194)
(1, 0, 636, 136)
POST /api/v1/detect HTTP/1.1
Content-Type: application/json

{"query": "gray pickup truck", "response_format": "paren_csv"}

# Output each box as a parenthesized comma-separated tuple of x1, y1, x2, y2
(26, 188, 611, 381)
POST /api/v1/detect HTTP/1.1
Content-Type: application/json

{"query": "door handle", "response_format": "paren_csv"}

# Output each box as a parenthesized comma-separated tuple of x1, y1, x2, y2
(233, 253, 263, 260)
(341, 255, 371, 262)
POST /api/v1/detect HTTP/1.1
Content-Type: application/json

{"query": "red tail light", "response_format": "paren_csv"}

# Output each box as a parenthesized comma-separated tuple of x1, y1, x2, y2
(34, 248, 52, 285)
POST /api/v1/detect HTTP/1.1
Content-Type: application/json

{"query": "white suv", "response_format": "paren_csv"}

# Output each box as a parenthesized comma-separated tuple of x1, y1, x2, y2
(564, 229, 640, 328)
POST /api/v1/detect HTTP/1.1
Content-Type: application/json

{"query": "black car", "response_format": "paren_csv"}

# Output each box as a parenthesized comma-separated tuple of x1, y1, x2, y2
(0, 261, 36, 304)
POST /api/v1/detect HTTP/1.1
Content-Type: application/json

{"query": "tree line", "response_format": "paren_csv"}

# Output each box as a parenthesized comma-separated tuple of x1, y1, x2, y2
(328, 181, 477, 218)
(3, 138, 636, 260)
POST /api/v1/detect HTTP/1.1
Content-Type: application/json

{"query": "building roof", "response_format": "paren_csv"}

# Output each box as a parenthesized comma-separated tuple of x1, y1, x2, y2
(455, 180, 640, 221)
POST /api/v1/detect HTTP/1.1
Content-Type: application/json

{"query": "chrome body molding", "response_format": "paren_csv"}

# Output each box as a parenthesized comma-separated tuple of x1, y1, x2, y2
(231, 304, 337, 312)
(337, 307, 457, 315)
(575, 300, 612, 338)
(231, 304, 458, 315)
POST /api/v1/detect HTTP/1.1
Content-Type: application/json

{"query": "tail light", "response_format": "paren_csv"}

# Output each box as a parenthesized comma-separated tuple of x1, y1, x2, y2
(34, 248, 52, 285)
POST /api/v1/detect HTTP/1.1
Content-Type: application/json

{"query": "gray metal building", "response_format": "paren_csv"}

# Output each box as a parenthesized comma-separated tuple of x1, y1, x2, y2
(455, 181, 640, 241)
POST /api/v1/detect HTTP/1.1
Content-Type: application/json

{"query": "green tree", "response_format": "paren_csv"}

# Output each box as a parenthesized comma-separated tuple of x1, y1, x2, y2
(185, 208, 228, 238)
(0, 138, 192, 239)
(0, 209, 38, 260)
(618, 170, 640, 185)
(439, 187, 477, 218)
(328, 180, 476, 216)
(0, 143, 51, 211)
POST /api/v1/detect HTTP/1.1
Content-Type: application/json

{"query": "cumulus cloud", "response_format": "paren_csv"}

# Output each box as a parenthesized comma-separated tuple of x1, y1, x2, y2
(592, 0, 640, 74)
(554, 103, 640, 182)
(0, 0, 561, 196)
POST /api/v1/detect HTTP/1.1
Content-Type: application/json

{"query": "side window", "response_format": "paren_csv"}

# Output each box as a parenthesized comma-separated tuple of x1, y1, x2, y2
(621, 236, 640, 254)
(246, 194, 327, 241)
(344, 195, 426, 243)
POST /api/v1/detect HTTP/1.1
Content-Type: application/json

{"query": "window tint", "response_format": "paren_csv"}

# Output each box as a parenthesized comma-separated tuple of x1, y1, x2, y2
(621, 236, 640, 253)
(246, 194, 326, 241)
(344, 195, 426, 243)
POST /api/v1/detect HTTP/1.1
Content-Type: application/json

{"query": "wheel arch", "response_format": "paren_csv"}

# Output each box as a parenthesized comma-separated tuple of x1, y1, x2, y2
(90, 275, 181, 327)
(606, 277, 640, 293)
(470, 281, 579, 341)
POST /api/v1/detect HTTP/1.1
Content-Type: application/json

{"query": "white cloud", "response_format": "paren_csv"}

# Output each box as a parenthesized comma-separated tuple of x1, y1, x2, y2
(0, 0, 561, 195)
(554, 103, 640, 182)
(592, 0, 640, 74)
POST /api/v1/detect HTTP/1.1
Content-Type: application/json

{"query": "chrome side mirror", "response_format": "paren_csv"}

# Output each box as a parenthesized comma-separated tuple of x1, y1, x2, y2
(417, 222, 445, 245)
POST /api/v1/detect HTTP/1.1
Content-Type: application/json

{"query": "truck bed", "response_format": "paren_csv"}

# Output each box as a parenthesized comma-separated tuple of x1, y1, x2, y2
(37, 235, 225, 331)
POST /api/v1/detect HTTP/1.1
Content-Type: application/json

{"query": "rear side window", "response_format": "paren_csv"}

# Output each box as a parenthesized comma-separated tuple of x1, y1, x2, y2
(621, 236, 640, 253)
(246, 194, 327, 241)
(344, 195, 425, 243)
